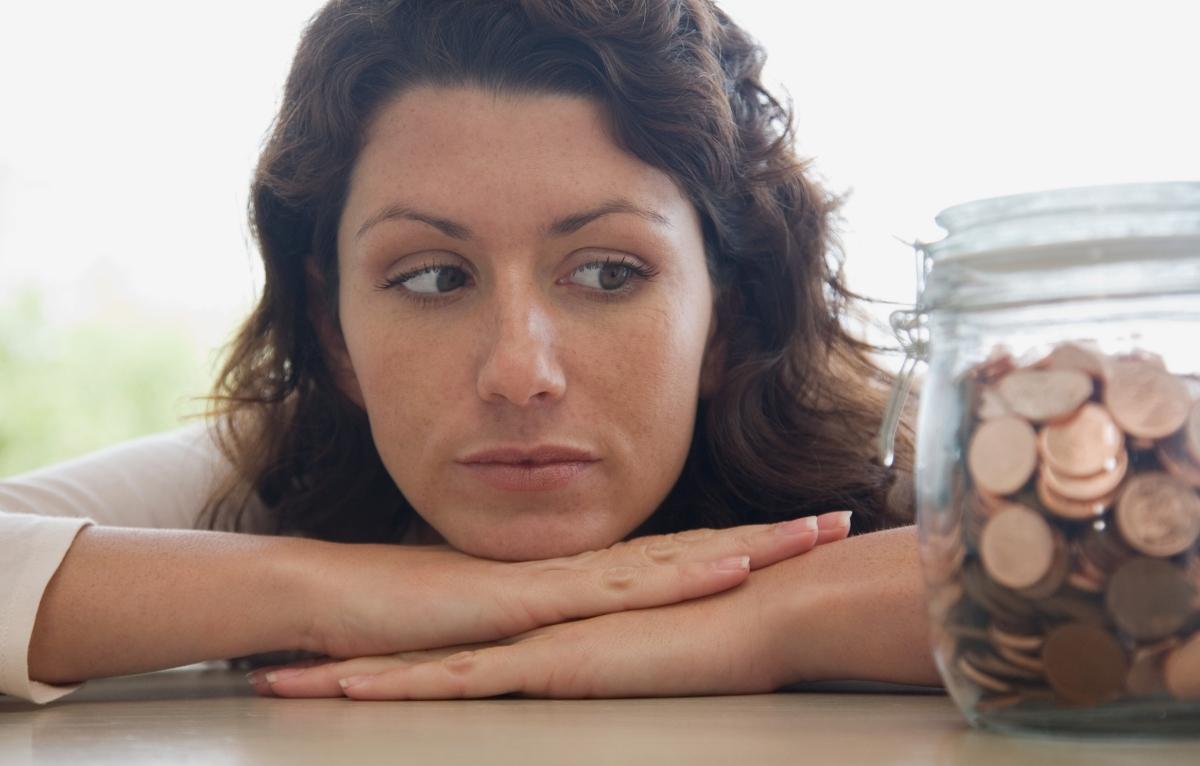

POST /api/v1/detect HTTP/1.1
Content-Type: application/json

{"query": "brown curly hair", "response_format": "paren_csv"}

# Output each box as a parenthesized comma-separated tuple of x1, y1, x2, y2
(200, 0, 915, 544)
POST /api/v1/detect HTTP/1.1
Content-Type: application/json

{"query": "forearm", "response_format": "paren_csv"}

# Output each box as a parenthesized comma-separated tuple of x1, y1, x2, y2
(27, 526, 322, 685)
(773, 525, 941, 687)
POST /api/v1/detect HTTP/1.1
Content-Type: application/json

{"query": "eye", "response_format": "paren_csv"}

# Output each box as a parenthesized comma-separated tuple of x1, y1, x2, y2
(568, 257, 658, 293)
(379, 263, 470, 295)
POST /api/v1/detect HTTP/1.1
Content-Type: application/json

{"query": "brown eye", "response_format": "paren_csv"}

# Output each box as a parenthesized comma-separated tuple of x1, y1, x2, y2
(569, 261, 635, 291)
(393, 265, 469, 294)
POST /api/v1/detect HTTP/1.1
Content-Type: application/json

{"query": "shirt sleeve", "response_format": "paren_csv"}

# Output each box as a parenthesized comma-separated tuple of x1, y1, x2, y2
(0, 421, 253, 703)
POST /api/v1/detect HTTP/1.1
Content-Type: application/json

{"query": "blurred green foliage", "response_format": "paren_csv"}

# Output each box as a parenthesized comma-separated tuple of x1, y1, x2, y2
(0, 288, 215, 478)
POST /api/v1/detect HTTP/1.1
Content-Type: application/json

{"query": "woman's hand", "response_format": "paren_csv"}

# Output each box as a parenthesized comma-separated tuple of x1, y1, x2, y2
(253, 511, 857, 697)
(300, 511, 852, 661)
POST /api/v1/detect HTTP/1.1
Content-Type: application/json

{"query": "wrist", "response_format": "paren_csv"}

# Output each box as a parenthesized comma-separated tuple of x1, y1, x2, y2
(268, 535, 340, 654)
(771, 526, 941, 687)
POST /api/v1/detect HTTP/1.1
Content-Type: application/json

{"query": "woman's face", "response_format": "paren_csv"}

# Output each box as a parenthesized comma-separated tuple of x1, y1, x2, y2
(331, 85, 716, 560)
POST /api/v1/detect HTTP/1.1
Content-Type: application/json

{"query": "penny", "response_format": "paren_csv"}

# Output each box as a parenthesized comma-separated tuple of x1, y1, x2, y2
(967, 417, 1038, 496)
(967, 648, 1043, 681)
(1042, 623, 1128, 706)
(1016, 534, 1069, 599)
(961, 561, 1039, 629)
(1066, 548, 1108, 593)
(980, 505, 1057, 590)
(1104, 359, 1193, 439)
(996, 368, 1094, 423)
(1078, 523, 1136, 575)
(957, 655, 1014, 694)
(970, 347, 1018, 384)
(1114, 473, 1200, 558)
(995, 643, 1045, 675)
(988, 623, 1044, 653)
(1185, 400, 1200, 463)
(1036, 473, 1117, 521)
(1105, 557, 1197, 641)
(1125, 650, 1170, 699)
(1164, 632, 1200, 700)
(974, 385, 1012, 420)
(1037, 403, 1123, 478)
(1035, 592, 1108, 626)
(1038, 341, 1108, 380)
(1156, 437, 1200, 489)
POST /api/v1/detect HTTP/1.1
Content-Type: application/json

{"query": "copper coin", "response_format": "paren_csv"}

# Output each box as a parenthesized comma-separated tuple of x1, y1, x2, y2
(973, 384, 1012, 420)
(1185, 400, 1200, 463)
(995, 644, 1045, 675)
(980, 505, 1057, 590)
(1016, 533, 1070, 600)
(968, 417, 1038, 496)
(971, 347, 1018, 384)
(1105, 557, 1197, 641)
(1125, 650, 1170, 699)
(1037, 403, 1123, 478)
(1114, 472, 1200, 558)
(967, 648, 1043, 681)
(1035, 592, 1109, 625)
(1042, 623, 1128, 706)
(1164, 632, 1200, 700)
(988, 623, 1044, 653)
(1036, 473, 1116, 521)
(1040, 446, 1127, 501)
(957, 655, 1014, 694)
(1104, 359, 1192, 439)
(1038, 341, 1108, 380)
(961, 561, 1039, 630)
(996, 368, 1094, 424)
(1156, 437, 1200, 489)
(1078, 523, 1136, 575)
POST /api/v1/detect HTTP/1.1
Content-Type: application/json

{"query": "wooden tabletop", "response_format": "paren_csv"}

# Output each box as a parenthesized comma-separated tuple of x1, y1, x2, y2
(2, 666, 1198, 765)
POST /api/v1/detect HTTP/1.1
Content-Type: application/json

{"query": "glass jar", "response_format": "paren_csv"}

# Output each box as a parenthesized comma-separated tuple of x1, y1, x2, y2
(882, 181, 1200, 735)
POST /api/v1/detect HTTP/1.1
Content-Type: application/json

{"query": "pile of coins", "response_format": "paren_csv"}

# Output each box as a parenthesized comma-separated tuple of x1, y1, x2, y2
(924, 341, 1200, 715)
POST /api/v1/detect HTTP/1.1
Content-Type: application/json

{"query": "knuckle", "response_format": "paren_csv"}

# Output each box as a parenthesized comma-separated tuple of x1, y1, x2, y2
(441, 650, 479, 675)
(601, 565, 640, 591)
(674, 527, 715, 543)
(643, 538, 683, 563)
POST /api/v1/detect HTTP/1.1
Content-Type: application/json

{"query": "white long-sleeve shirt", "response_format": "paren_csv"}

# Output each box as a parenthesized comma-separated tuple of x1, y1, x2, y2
(0, 422, 260, 703)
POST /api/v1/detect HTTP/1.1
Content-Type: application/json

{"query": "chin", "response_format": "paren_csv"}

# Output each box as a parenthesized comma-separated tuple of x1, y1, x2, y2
(442, 516, 626, 562)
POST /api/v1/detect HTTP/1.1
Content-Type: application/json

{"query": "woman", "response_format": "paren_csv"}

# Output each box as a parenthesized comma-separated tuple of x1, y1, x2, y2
(0, 0, 930, 704)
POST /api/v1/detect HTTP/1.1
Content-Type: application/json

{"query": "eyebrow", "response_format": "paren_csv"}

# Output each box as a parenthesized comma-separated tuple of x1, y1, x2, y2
(354, 197, 673, 241)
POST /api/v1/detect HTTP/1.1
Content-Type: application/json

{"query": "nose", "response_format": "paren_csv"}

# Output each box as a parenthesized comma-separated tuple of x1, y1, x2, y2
(475, 287, 566, 407)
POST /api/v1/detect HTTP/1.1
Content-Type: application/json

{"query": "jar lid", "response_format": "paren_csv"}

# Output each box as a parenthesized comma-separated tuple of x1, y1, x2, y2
(918, 182, 1200, 312)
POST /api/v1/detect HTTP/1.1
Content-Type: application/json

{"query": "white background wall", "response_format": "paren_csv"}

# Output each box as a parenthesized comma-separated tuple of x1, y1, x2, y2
(1, 0, 1198, 364)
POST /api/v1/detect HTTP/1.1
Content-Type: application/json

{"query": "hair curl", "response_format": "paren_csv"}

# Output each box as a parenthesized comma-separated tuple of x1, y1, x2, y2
(201, 0, 915, 543)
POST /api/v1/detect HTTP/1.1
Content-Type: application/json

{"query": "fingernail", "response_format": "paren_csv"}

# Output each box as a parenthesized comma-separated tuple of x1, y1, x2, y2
(264, 668, 307, 684)
(714, 555, 750, 571)
(339, 675, 373, 690)
(816, 510, 853, 529)
(776, 516, 818, 535)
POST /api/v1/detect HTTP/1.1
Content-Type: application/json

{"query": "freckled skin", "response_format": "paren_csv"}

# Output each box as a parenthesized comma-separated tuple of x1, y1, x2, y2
(329, 85, 717, 561)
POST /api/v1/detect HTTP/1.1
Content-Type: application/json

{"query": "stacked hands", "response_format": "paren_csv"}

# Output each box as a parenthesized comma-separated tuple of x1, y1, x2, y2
(246, 511, 854, 700)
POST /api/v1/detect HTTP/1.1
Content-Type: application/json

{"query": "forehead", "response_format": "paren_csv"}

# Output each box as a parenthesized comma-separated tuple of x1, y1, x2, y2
(342, 85, 697, 238)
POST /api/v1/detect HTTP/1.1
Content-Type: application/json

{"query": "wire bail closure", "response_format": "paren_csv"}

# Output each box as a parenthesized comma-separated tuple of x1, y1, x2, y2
(876, 241, 933, 467)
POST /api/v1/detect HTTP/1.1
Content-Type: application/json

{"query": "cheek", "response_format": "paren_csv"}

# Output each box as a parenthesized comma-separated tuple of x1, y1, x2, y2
(587, 303, 709, 437)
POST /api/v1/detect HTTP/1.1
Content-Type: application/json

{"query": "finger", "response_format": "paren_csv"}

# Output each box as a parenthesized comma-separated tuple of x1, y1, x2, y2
(602, 510, 855, 570)
(338, 644, 544, 700)
(262, 646, 487, 697)
(264, 655, 415, 697)
(511, 552, 755, 630)
(245, 657, 336, 696)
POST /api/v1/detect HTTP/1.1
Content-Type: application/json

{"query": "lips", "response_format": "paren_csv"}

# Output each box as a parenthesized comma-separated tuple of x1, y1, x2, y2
(456, 445, 600, 492)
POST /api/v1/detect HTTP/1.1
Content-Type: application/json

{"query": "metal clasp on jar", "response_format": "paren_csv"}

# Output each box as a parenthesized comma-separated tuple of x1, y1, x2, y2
(876, 240, 932, 467)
